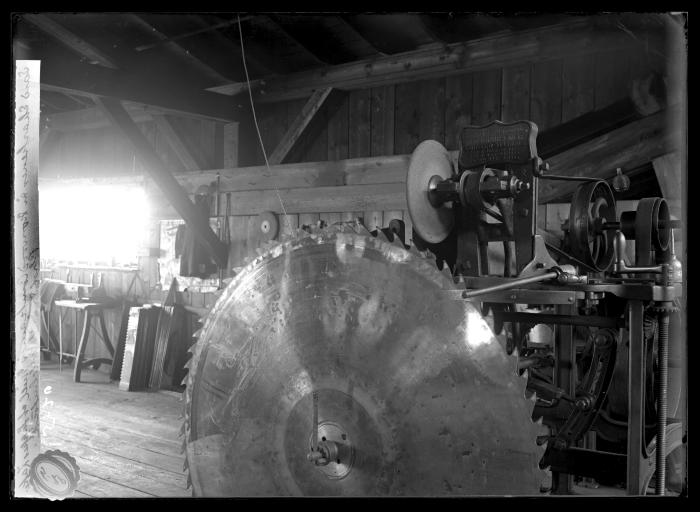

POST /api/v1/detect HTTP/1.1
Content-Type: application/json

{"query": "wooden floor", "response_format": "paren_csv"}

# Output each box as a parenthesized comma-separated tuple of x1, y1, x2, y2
(37, 361, 647, 498)
(39, 361, 190, 498)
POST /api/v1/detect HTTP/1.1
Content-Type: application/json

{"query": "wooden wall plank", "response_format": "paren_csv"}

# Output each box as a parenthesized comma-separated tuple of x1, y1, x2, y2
(214, 122, 224, 168)
(444, 73, 473, 151)
(299, 212, 320, 229)
(501, 64, 530, 122)
(363, 210, 383, 231)
(246, 215, 261, 257)
(223, 122, 238, 168)
(327, 95, 349, 161)
(279, 212, 299, 238)
(348, 88, 380, 231)
(418, 78, 446, 144)
(562, 54, 596, 122)
(320, 212, 342, 226)
(158, 184, 410, 216)
(275, 89, 334, 164)
(341, 211, 362, 223)
(394, 81, 422, 154)
(472, 69, 502, 125)
(283, 99, 307, 163)
(370, 85, 395, 157)
(257, 102, 287, 164)
(594, 48, 632, 110)
(530, 59, 563, 131)
(368, 85, 396, 231)
(348, 89, 371, 158)
(228, 216, 249, 269)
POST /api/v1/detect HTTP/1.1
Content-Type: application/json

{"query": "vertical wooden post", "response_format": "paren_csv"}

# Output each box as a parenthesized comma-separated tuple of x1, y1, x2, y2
(13, 60, 42, 496)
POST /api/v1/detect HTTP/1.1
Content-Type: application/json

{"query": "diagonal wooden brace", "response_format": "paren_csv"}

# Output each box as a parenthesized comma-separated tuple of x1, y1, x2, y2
(96, 97, 229, 268)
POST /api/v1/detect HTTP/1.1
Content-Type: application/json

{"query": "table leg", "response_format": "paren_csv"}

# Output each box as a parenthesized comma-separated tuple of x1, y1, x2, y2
(73, 310, 92, 383)
(58, 309, 63, 372)
(74, 309, 79, 364)
(98, 312, 115, 357)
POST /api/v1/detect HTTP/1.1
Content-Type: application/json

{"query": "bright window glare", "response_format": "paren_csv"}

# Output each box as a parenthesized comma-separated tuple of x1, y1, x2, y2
(39, 184, 149, 266)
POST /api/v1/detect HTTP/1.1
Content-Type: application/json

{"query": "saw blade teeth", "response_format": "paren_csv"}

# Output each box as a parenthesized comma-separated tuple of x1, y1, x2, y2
(358, 228, 371, 237)
(375, 230, 390, 242)
(535, 416, 544, 426)
(394, 238, 407, 250)
(521, 369, 529, 380)
(530, 392, 538, 403)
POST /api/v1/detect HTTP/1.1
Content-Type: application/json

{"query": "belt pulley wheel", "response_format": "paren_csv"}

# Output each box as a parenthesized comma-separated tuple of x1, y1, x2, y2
(406, 140, 456, 244)
(181, 225, 546, 496)
(569, 180, 617, 272)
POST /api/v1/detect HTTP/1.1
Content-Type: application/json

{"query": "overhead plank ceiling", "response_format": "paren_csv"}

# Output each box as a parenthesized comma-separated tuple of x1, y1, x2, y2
(12, 12, 677, 121)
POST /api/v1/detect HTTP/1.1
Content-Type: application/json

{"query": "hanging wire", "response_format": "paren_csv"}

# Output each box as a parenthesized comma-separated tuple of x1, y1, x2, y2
(236, 15, 293, 234)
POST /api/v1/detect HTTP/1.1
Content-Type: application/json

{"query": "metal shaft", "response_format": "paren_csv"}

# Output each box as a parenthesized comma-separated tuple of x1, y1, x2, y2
(462, 271, 558, 298)
(656, 311, 669, 495)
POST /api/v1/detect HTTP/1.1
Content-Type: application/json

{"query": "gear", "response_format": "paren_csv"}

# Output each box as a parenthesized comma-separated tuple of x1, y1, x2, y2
(181, 225, 546, 496)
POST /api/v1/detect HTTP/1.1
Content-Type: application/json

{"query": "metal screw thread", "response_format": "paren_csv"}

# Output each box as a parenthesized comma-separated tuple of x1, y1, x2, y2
(655, 311, 669, 495)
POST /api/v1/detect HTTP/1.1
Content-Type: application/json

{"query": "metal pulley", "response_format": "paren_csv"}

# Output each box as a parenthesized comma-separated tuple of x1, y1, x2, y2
(568, 180, 617, 272)
(406, 140, 456, 244)
(182, 226, 546, 496)
(256, 211, 280, 242)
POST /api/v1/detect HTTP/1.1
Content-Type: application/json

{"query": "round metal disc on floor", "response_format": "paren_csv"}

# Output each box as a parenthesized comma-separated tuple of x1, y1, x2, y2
(257, 211, 279, 241)
(406, 140, 455, 244)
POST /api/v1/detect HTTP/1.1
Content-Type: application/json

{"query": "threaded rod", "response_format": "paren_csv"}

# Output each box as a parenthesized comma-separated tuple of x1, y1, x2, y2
(655, 310, 669, 495)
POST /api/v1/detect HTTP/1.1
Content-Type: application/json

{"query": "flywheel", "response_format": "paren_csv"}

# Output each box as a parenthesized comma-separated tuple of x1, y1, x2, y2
(182, 224, 546, 496)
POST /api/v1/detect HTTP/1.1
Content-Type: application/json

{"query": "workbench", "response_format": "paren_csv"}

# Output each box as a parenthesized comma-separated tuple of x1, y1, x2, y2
(53, 299, 118, 383)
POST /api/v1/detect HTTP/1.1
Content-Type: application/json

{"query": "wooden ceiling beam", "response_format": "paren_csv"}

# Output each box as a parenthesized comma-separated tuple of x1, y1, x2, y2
(209, 19, 661, 103)
(39, 58, 251, 123)
(129, 14, 232, 85)
(23, 14, 119, 69)
(189, 15, 278, 77)
(332, 15, 382, 55)
(260, 15, 328, 66)
(45, 104, 155, 131)
(134, 14, 256, 52)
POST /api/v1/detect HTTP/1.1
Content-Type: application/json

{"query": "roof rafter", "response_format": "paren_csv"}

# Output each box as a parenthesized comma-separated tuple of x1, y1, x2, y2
(23, 13, 119, 69)
(39, 57, 251, 123)
(129, 14, 232, 85)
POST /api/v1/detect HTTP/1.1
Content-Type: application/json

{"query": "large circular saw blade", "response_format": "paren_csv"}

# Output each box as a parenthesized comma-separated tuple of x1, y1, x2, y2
(182, 227, 545, 496)
(406, 140, 455, 244)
